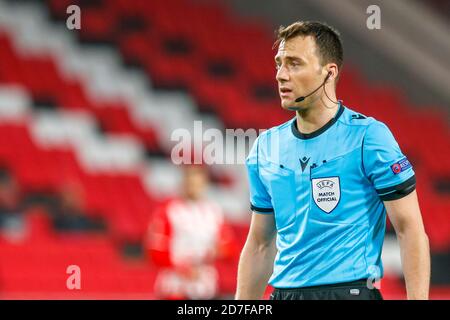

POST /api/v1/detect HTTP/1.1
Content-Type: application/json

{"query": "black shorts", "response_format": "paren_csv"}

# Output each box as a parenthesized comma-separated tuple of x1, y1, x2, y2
(270, 279, 383, 300)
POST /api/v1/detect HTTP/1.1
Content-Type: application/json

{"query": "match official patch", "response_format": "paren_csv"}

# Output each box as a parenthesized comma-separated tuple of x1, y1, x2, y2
(391, 157, 412, 175)
(311, 177, 340, 213)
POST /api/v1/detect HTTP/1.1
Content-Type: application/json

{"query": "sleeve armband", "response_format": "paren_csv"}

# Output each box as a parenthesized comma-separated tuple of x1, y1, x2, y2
(376, 175, 416, 201)
(250, 204, 274, 214)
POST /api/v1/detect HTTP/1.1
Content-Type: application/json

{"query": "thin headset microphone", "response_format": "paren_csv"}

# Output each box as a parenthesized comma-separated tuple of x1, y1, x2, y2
(295, 71, 332, 103)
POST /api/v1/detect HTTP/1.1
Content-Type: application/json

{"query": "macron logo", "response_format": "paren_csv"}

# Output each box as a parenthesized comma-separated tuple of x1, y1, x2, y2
(299, 157, 310, 172)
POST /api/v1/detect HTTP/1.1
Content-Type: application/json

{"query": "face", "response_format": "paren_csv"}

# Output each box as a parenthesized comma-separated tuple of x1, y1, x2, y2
(183, 165, 208, 201)
(0, 175, 19, 209)
(275, 36, 326, 110)
(60, 183, 85, 212)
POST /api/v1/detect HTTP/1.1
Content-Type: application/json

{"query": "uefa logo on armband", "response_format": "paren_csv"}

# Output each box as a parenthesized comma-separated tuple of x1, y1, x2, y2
(390, 157, 412, 175)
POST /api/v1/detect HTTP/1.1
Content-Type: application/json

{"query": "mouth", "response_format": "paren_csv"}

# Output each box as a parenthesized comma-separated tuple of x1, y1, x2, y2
(279, 87, 293, 98)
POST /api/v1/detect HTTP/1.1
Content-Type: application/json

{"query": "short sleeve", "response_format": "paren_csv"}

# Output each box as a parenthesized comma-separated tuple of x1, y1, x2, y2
(246, 136, 274, 213)
(363, 121, 416, 201)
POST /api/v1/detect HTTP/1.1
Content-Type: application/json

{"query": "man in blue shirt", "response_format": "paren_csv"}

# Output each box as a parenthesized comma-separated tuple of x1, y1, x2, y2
(235, 21, 430, 300)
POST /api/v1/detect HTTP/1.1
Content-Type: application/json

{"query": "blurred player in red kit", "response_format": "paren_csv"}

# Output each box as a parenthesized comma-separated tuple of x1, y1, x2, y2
(145, 161, 236, 299)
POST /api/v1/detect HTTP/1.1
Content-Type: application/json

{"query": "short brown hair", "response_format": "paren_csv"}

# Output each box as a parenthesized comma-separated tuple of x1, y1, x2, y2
(274, 21, 343, 75)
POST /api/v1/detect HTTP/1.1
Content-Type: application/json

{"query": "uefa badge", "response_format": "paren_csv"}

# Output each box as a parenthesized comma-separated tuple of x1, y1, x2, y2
(311, 177, 341, 213)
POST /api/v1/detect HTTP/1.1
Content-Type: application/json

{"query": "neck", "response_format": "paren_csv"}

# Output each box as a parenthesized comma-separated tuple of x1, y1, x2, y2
(183, 193, 203, 202)
(296, 90, 339, 134)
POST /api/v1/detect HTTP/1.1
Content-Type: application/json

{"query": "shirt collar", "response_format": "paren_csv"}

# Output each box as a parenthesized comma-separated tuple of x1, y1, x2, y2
(291, 102, 345, 140)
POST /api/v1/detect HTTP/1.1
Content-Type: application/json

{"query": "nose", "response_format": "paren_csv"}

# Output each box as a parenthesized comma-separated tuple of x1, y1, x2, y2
(276, 65, 289, 83)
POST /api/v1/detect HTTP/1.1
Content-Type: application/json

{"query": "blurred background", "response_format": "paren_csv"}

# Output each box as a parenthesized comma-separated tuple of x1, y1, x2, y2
(0, 0, 448, 299)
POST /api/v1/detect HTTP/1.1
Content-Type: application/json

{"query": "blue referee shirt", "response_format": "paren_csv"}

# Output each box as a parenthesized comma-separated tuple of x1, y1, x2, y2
(246, 102, 416, 288)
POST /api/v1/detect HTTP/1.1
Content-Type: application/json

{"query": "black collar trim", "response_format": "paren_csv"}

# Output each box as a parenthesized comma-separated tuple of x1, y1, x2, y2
(291, 103, 345, 140)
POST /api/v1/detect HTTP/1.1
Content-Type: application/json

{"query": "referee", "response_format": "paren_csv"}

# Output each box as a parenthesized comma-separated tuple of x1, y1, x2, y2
(236, 21, 430, 300)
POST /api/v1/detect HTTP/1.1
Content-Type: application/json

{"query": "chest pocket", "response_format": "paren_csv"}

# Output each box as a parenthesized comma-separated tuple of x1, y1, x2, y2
(259, 161, 297, 231)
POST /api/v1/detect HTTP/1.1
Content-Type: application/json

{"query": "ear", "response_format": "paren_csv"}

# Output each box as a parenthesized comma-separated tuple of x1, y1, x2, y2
(326, 64, 339, 81)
